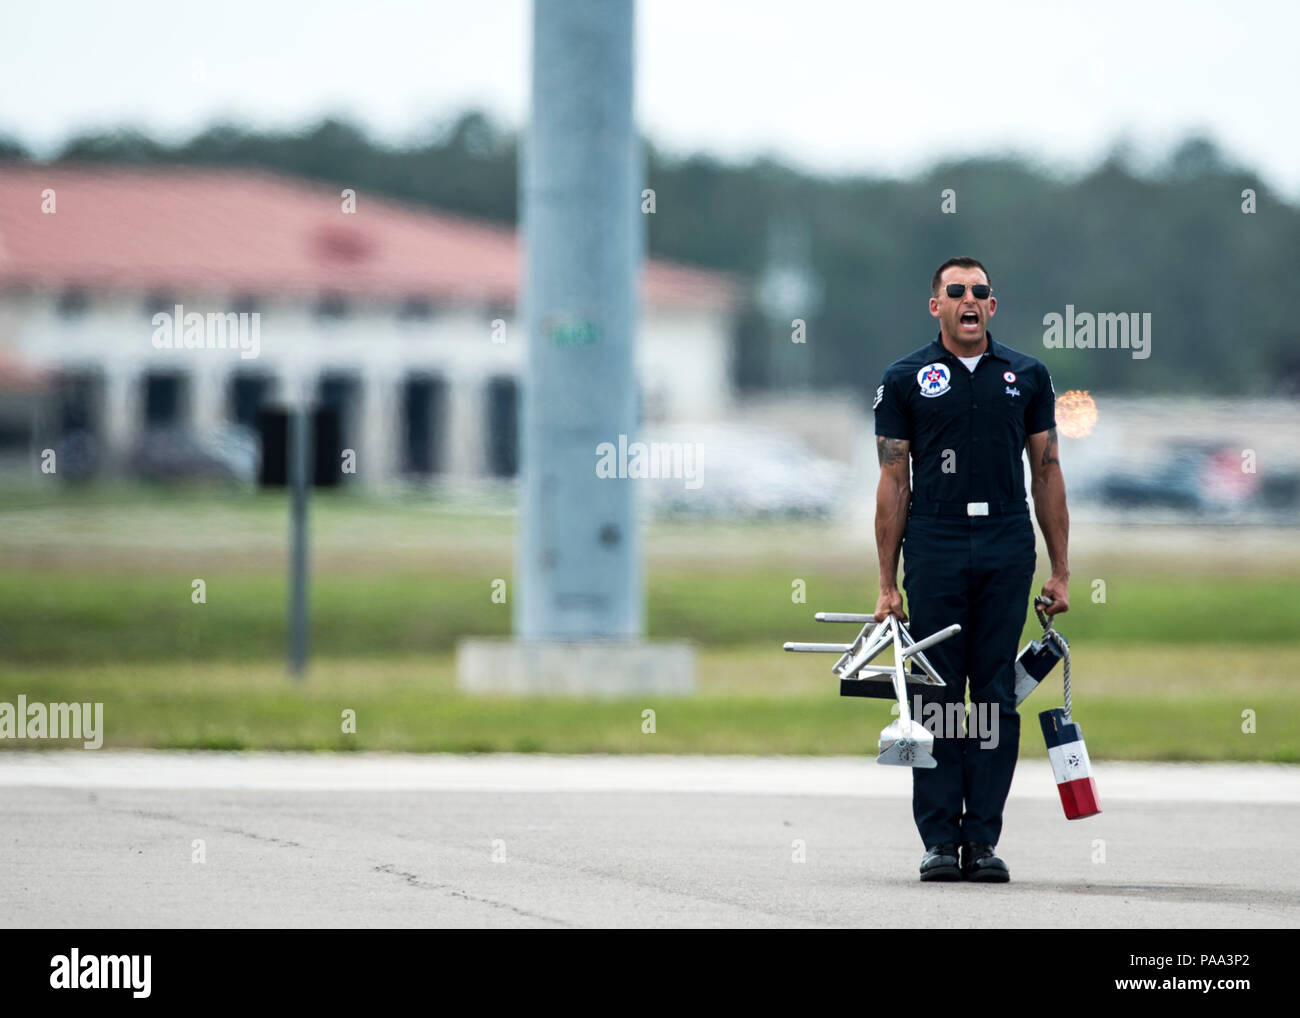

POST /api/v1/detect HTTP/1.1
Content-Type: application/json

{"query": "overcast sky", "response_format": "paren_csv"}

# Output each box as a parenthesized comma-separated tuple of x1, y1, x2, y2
(3, 0, 1296, 199)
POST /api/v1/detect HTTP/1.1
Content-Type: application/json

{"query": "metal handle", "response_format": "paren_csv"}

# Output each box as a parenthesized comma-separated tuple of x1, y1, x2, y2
(1034, 596, 1072, 719)
(897, 623, 962, 660)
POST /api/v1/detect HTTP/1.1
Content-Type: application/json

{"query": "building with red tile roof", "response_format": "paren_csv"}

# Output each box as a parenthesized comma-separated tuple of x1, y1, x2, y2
(0, 164, 736, 309)
(0, 164, 739, 483)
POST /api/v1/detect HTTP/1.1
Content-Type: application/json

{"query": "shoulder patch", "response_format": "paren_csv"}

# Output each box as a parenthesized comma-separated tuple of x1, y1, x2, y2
(873, 384, 884, 410)
(916, 362, 952, 398)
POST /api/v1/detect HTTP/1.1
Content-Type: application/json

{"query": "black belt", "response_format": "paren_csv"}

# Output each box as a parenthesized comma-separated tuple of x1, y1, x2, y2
(909, 499, 1029, 518)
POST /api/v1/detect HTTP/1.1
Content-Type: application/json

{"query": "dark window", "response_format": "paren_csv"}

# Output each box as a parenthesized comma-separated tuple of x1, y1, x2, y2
(144, 372, 187, 427)
(57, 371, 102, 435)
(398, 297, 435, 321)
(486, 376, 518, 478)
(57, 289, 90, 318)
(318, 373, 361, 481)
(403, 375, 447, 475)
(319, 373, 359, 421)
(315, 294, 350, 320)
(229, 373, 271, 431)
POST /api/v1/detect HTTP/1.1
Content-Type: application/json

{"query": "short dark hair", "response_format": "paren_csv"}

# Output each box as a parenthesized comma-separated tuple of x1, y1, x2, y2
(931, 257, 990, 297)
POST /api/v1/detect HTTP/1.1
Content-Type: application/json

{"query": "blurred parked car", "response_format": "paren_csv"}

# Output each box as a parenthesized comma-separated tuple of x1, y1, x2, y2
(1097, 440, 1261, 513)
(129, 425, 259, 484)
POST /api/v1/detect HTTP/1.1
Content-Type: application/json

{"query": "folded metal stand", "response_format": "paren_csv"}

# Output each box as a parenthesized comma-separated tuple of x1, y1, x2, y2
(784, 612, 961, 768)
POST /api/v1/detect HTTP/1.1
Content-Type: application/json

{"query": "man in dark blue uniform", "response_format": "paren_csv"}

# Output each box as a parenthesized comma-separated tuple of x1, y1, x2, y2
(872, 256, 1071, 883)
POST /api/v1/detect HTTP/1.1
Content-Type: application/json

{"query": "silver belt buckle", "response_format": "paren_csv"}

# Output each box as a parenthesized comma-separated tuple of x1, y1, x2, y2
(966, 502, 989, 516)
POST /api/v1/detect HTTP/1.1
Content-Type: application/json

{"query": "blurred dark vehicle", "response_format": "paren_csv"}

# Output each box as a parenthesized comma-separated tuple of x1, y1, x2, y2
(1260, 471, 1300, 509)
(1098, 440, 1261, 513)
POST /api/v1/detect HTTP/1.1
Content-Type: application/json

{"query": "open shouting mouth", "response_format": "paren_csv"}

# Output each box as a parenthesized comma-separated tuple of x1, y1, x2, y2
(959, 310, 981, 333)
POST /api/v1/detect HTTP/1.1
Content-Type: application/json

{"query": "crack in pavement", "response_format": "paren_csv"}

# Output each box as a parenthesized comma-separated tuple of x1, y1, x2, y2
(95, 802, 308, 850)
(371, 863, 577, 928)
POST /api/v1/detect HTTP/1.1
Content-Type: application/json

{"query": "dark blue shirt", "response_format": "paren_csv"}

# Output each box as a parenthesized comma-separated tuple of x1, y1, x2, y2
(873, 331, 1056, 504)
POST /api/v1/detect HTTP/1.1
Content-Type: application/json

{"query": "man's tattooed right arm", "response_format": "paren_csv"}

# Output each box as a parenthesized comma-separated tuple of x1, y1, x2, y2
(875, 436, 911, 596)
(877, 436, 909, 468)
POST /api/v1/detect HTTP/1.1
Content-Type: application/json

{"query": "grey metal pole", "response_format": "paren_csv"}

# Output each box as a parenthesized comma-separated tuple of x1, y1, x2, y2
(287, 403, 310, 677)
(516, 0, 641, 641)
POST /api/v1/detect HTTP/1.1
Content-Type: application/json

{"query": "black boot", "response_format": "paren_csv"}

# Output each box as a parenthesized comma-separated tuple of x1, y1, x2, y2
(960, 841, 1010, 882)
(919, 842, 961, 881)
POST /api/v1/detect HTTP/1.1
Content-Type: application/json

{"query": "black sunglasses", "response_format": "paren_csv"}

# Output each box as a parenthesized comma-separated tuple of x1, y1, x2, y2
(945, 283, 992, 299)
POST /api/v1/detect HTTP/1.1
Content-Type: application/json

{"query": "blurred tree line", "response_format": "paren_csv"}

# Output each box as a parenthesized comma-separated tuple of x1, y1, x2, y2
(3, 112, 1296, 399)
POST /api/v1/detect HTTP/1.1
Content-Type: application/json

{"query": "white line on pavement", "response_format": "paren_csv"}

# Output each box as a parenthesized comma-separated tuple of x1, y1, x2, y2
(0, 751, 1296, 802)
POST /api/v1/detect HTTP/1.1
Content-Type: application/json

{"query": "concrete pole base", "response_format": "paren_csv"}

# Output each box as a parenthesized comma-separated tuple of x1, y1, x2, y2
(456, 639, 695, 698)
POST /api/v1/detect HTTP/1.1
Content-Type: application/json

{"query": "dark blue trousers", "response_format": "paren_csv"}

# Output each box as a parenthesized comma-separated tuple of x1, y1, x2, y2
(901, 510, 1036, 848)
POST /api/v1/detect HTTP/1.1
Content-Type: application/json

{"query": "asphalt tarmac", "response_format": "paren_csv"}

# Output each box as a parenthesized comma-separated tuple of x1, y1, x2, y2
(2, 752, 1295, 928)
